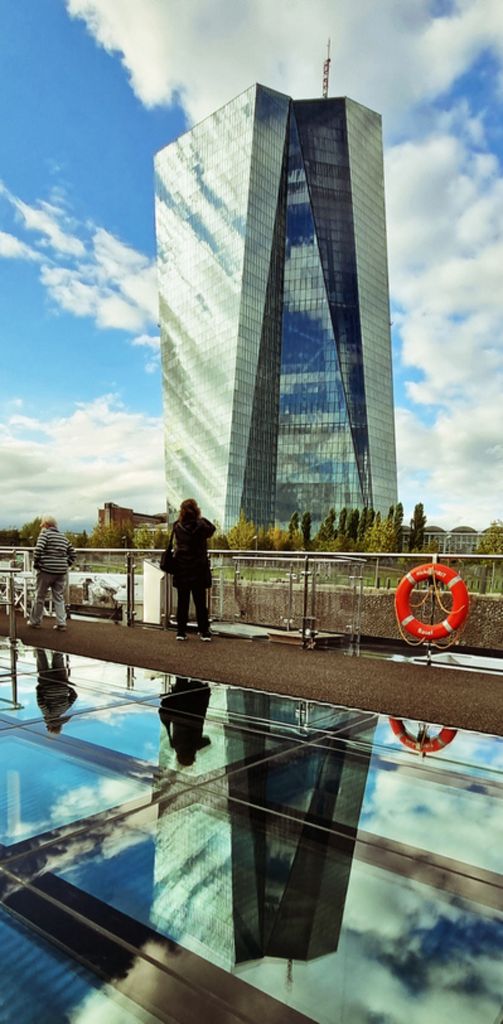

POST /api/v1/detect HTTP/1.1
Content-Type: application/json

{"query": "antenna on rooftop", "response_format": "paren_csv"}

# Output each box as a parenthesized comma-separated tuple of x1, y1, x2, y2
(322, 38, 331, 98)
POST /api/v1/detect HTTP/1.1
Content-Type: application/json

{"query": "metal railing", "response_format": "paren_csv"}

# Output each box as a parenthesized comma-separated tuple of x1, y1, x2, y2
(0, 567, 22, 708)
(2, 548, 502, 651)
(355, 551, 503, 594)
(119, 548, 366, 646)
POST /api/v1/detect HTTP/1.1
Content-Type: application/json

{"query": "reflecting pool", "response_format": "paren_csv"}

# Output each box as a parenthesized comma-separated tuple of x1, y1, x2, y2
(0, 640, 502, 1024)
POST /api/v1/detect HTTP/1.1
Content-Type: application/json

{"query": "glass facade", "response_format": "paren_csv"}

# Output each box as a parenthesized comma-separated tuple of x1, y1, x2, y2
(155, 85, 397, 529)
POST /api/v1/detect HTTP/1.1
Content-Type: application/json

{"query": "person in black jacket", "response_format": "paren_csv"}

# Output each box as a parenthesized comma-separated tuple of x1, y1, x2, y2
(159, 677, 211, 766)
(172, 498, 215, 641)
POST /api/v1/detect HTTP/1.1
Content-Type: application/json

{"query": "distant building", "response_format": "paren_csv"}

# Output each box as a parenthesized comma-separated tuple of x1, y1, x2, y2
(98, 502, 167, 532)
(155, 83, 397, 530)
(443, 526, 480, 554)
(402, 524, 482, 554)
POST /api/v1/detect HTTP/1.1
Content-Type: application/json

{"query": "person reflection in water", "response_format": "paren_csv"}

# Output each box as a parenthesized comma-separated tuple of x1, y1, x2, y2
(159, 677, 211, 767)
(35, 649, 77, 734)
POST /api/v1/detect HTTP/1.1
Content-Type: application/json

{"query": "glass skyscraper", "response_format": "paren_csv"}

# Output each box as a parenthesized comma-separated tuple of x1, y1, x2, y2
(155, 84, 397, 529)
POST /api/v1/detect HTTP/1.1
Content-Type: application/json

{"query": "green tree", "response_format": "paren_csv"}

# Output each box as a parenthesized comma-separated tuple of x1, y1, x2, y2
(152, 526, 170, 549)
(207, 521, 229, 549)
(333, 532, 357, 551)
(19, 517, 42, 546)
(65, 529, 88, 548)
(288, 511, 299, 537)
(338, 507, 348, 536)
(476, 520, 503, 554)
(347, 508, 360, 542)
(357, 507, 370, 546)
(315, 507, 336, 549)
(0, 527, 20, 546)
(301, 511, 312, 549)
(133, 526, 154, 549)
(227, 510, 257, 550)
(286, 511, 302, 549)
(256, 526, 274, 550)
(365, 512, 396, 552)
(268, 526, 293, 550)
(89, 522, 129, 548)
(393, 502, 404, 551)
(408, 502, 427, 551)
(209, 529, 229, 550)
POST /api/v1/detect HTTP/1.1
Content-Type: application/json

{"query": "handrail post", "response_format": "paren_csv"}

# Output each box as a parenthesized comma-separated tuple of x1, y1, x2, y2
(302, 554, 309, 628)
(8, 572, 17, 643)
(8, 574, 19, 706)
(218, 554, 224, 622)
(5, 571, 21, 708)
(162, 572, 170, 629)
(287, 565, 293, 630)
(349, 562, 363, 653)
(301, 554, 316, 647)
(125, 551, 135, 627)
(310, 555, 317, 623)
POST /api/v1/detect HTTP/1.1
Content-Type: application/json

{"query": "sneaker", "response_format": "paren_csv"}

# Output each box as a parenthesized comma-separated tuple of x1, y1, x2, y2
(27, 621, 41, 628)
(53, 624, 67, 631)
(176, 633, 187, 641)
(199, 632, 212, 642)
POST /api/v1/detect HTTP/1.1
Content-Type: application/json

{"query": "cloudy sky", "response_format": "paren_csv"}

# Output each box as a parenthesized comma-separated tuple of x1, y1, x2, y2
(1, 0, 502, 531)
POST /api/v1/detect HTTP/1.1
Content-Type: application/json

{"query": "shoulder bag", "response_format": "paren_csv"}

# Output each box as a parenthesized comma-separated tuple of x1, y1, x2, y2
(160, 527, 176, 574)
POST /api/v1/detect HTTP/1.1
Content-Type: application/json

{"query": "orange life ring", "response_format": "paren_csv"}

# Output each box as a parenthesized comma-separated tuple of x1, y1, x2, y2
(389, 717, 457, 754)
(395, 562, 469, 640)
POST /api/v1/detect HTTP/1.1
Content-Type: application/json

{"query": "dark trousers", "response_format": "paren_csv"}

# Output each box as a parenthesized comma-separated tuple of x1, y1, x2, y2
(176, 580, 209, 634)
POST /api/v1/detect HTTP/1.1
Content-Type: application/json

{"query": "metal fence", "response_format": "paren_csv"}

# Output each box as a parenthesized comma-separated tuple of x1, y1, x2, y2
(2, 547, 367, 646)
(2, 547, 502, 650)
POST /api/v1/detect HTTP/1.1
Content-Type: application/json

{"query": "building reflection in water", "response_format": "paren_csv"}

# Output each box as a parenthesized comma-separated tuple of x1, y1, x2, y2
(153, 683, 375, 970)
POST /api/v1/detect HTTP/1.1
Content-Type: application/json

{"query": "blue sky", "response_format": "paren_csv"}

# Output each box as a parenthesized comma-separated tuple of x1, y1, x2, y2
(1, 0, 502, 531)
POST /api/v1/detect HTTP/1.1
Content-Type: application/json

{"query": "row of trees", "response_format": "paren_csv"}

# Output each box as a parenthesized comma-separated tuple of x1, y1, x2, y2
(3, 508, 502, 553)
(0, 519, 169, 551)
(221, 506, 503, 554)
(222, 504, 408, 552)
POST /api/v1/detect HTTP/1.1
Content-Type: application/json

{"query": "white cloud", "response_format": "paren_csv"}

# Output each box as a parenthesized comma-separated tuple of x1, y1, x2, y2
(362, 758, 503, 871)
(1, 182, 85, 256)
(386, 122, 503, 527)
(131, 333, 160, 351)
(65, 0, 503, 131)
(0, 395, 165, 528)
(92, 226, 148, 277)
(0, 230, 41, 261)
(37, 226, 158, 333)
(1, 182, 158, 342)
(131, 333, 161, 373)
(396, 400, 503, 529)
(39, 265, 99, 319)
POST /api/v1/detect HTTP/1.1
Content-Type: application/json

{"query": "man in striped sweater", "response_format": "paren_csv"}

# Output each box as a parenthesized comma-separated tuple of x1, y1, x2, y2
(35, 649, 77, 733)
(28, 515, 75, 631)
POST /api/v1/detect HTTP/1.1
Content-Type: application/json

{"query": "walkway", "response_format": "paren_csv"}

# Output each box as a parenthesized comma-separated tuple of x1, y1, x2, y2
(2, 613, 502, 735)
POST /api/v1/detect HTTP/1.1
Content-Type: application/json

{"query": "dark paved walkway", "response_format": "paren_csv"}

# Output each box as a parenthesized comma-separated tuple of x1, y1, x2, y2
(2, 613, 502, 735)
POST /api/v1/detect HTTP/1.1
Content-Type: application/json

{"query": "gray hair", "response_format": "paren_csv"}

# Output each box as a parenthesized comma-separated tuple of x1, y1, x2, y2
(41, 515, 57, 528)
